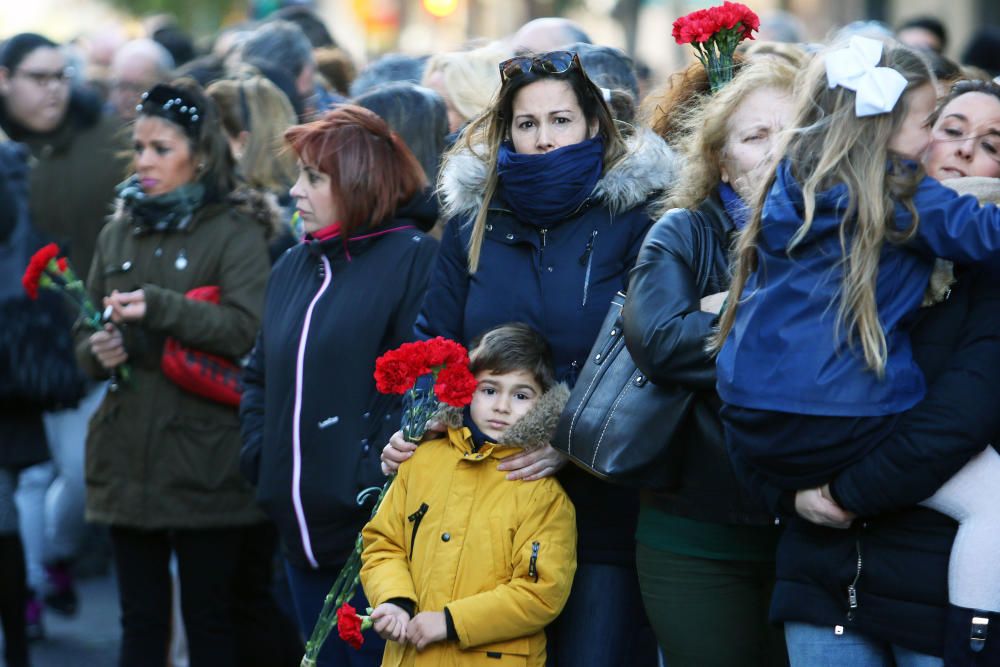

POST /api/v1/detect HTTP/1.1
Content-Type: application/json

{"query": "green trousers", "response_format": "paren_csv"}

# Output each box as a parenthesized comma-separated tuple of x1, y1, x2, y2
(636, 542, 789, 667)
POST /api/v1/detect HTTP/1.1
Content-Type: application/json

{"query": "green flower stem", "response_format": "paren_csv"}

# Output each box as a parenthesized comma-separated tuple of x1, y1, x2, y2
(301, 477, 394, 664)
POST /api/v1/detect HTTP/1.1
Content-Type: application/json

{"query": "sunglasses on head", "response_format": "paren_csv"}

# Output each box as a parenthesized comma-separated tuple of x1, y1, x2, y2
(499, 51, 581, 83)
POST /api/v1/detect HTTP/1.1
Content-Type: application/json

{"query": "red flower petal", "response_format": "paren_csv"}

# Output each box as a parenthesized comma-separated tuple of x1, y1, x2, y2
(336, 603, 365, 650)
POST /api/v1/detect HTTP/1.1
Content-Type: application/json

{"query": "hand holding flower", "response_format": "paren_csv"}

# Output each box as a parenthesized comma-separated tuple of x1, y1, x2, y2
(406, 611, 448, 651)
(104, 289, 147, 323)
(370, 603, 410, 643)
(89, 323, 129, 370)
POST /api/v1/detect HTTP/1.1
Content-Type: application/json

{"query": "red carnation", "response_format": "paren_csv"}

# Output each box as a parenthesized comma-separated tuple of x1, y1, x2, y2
(374, 350, 421, 395)
(420, 337, 469, 369)
(434, 363, 478, 408)
(336, 603, 365, 650)
(22, 243, 61, 300)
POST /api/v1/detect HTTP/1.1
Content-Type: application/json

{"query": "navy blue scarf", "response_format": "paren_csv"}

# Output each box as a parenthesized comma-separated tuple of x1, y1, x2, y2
(718, 182, 750, 230)
(496, 135, 604, 227)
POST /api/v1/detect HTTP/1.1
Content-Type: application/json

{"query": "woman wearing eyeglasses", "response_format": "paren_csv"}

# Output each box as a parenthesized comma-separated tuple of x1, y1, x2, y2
(386, 50, 678, 666)
(770, 80, 1000, 666)
(0, 32, 130, 628)
(74, 79, 274, 667)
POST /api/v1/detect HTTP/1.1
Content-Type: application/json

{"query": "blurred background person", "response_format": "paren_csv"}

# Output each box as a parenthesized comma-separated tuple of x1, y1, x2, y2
(897, 16, 949, 54)
(349, 53, 427, 98)
(421, 42, 510, 135)
(511, 17, 591, 53)
(107, 39, 175, 123)
(76, 79, 272, 667)
(354, 81, 449, 233)
(0, 32, 129, 636)
(238, 20, 323, 120)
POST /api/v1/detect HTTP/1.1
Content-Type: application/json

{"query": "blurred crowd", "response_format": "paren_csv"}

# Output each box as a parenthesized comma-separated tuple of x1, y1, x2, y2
(1, 3, 1000, 667)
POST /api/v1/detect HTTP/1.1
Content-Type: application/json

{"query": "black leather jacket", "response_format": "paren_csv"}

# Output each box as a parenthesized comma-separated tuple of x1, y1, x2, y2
(624, 193, 774, 525)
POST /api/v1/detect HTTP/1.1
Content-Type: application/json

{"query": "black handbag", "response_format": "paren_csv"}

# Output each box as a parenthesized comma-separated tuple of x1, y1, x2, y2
(553, 291, 697, 488)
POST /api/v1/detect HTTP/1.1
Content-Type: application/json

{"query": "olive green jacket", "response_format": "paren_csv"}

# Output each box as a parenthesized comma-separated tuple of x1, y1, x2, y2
(75, 192, 272, 529)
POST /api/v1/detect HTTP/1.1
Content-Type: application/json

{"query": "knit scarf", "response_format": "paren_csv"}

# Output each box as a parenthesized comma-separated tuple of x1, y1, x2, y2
(718, 182, 750, 230)
(496, 135, 604, 227)
(117, 176, 205, 235)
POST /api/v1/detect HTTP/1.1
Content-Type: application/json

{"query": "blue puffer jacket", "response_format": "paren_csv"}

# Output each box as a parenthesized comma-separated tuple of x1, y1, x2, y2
(417, 129, 680, 565)
(718, 160, 1000, 418)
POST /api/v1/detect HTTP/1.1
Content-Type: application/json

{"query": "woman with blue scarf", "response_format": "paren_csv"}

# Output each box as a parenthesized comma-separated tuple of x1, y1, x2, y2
(74, 80, 275, 667)
(622, 60, 796, 667)
(383, 51, 678, 666)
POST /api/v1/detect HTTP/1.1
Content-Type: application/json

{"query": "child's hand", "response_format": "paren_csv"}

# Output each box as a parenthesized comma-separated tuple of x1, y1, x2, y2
(371, 602, 410, 643)
(406, 611, 448, 650)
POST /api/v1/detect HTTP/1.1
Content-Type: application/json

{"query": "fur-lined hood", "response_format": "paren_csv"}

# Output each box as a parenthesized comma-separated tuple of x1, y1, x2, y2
(111, 185, 284, 240)
(437, 383, 571, 451)
(439, 129, 681, 222)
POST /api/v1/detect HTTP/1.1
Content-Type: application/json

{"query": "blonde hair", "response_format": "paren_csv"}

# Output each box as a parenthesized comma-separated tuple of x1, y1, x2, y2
(742, 40, 809, 69)
(206, 75, 298, 193)
(422, 43, 511, 123)
(712, 41, 933, 377)
(442, 59, 629, 273)
(663, 59, 798, 212)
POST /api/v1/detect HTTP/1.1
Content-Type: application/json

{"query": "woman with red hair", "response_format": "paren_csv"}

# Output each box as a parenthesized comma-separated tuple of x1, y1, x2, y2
(239, 105, 438, 667)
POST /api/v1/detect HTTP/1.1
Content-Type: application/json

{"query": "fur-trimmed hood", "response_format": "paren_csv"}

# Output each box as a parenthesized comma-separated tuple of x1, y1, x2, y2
(437, 383, 571, 451)
(110, 185, 284, 240)
(439, 129, 681, 222)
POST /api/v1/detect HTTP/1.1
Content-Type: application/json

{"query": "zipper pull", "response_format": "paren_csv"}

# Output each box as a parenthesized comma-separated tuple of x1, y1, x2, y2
(528, 541, 540, 582)
(540, 228, 548, 247)
(579, 230, 598, 265)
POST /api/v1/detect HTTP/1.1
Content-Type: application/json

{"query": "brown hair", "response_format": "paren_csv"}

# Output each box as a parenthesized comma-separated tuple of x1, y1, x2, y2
(284, 105, 428, 235)
(643, 57, 745, 148)
(314, 46, 356, 96)
(469, 323, 556, 392)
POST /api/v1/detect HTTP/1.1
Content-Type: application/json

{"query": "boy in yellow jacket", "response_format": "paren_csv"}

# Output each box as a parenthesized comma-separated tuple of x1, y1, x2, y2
(360, 323, 577, 666)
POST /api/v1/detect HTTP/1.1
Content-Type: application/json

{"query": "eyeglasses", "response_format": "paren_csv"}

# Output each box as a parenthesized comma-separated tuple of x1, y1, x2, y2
(15, 66, 74, 87)
(498, 51, 581, 83)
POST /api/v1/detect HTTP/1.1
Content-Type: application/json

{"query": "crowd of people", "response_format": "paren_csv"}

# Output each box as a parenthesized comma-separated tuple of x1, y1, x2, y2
(1, 4, 1000, 667)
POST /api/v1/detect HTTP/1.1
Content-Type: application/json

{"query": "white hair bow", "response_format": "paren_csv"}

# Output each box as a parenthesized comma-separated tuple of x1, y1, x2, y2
(825, 36, 908, 117)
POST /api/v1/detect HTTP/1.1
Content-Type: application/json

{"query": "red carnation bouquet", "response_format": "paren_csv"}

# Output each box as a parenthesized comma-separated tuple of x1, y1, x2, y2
(672, 1, 759, 92)
(301, 338, 476, 666)
(22, 243, 130, 391)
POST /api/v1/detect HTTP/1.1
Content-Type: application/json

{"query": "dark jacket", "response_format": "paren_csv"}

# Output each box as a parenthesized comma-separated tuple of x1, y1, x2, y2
(0, 140, 55, 470)
(623, 193, 773, 525)
(418, 130, 680, 565)
(718, 161, 1000, 418)
(74, 190, 272, 529)
(770, 266, 1000, 656)
(1, 89, 130, 278)
(240, 219, 438, 570)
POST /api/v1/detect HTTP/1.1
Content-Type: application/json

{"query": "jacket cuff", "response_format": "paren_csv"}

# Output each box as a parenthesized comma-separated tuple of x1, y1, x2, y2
(386, 597, 416, 619)
(444, 606, 458, 641)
